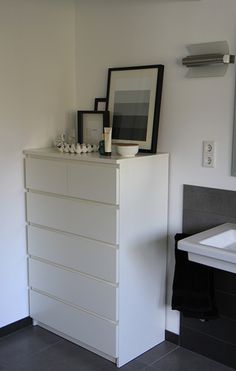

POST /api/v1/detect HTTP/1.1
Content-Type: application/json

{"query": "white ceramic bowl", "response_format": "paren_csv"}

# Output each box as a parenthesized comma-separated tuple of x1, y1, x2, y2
(116, 143, 139, 157)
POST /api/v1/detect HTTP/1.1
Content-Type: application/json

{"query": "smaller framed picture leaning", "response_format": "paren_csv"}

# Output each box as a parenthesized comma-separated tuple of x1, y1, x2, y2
(106, 65, 164, 153)
(94, 98, 107, 111)
(77, 110, 109, 145)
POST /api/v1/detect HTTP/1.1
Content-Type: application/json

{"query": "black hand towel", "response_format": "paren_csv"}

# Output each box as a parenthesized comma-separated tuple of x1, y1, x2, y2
(171, 233, 218, 319)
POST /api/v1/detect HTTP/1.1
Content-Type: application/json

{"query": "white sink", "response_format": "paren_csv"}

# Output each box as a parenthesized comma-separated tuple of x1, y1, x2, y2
(200, 229, 236, 250)
(178, 223, 236, 273)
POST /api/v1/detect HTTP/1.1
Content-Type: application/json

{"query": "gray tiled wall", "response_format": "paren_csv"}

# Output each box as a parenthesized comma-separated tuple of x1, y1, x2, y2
(183, 185, 236, 234)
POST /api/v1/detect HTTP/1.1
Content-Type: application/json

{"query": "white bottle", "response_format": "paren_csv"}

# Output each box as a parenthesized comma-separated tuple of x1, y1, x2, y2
(104, 127, 112, 156)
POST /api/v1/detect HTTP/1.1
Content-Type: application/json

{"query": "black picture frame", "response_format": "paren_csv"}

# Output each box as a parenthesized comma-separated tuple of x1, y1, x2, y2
(106, 64, 164, 153)
(77, 110, 109, 144)
(94, 97, 107, 111)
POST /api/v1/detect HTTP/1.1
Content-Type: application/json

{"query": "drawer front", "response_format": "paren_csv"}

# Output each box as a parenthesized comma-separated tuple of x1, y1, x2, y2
(30, 290, 117, 357)
(28, 226, 118, 283)
(25, 158, 67, 195)
(27, 192, 118, 244)
(25, 157, 119, 205)
(29, 259, 117, 321)
(68, 162, 119, 205)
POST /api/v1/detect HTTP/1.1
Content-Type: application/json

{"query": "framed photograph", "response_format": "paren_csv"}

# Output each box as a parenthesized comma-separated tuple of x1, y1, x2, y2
(94, 97, 107, 111)
(106, 65, 164, 153)
(77, 110, 109, 145)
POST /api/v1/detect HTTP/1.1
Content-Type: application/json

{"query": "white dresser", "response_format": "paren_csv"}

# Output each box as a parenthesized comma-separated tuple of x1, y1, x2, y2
(24, 147, 169, 367)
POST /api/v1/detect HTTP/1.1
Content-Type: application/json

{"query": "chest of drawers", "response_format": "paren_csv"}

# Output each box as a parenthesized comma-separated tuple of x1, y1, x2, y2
(24, 148, 169, 367)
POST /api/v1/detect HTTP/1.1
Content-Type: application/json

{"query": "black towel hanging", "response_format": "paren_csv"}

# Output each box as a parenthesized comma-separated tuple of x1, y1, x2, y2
(171, 233, 218, 320)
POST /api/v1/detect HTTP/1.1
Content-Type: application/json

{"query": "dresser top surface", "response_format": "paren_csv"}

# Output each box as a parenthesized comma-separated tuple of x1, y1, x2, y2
(23, 147, 168, 164)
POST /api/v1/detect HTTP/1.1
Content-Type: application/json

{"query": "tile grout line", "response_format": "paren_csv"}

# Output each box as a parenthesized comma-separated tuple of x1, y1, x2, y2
(148, 345, 180, 367)
(28, 338, 65, 357)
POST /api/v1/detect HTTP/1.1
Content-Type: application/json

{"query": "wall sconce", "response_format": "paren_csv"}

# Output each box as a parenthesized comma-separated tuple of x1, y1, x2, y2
(182, 41, 235, 77)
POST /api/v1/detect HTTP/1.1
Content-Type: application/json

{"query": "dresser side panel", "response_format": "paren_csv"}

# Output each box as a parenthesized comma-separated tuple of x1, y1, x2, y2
(117, 154, 169, 367)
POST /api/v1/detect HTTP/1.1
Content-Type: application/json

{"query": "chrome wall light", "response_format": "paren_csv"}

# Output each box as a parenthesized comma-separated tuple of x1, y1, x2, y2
(182, 41, 235, 77)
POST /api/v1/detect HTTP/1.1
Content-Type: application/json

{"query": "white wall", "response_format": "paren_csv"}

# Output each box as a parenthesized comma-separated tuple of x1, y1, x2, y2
(75, 0, 236, 334)
(0, 0, 76, 327)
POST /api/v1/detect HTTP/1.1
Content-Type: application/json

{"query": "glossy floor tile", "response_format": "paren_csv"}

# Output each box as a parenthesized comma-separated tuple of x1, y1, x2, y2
(0, 326, 234, 371)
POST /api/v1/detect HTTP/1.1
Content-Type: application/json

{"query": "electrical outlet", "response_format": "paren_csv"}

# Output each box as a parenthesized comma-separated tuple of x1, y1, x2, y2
(202, 141, 215, 168)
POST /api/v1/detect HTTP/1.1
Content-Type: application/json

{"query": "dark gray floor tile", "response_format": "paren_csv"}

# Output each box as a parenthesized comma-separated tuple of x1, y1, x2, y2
(10, 338, 116, 371)
(6, 356, 75, 371)
(150, 347, 235, 371)
(119, 359, 147, 371)
(134, 341, 178, 366)
(82, 341, 180, 371)
(98, 341, 179, 371)
(0, 325, 233, 371)
(55, 340, 117, 370)
(0, 325, 63, 367)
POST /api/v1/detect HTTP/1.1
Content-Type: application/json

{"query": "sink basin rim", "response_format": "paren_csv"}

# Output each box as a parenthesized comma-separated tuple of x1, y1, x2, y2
(178, 223, 236, 265)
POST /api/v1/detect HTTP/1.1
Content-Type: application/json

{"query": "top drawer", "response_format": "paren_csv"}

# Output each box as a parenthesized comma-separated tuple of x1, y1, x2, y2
(67, 162, 119, 205)
(25, 157, 119, 205)
(25, 157, 67, 195)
